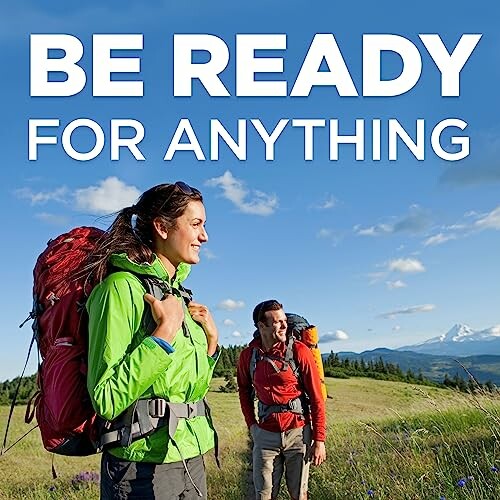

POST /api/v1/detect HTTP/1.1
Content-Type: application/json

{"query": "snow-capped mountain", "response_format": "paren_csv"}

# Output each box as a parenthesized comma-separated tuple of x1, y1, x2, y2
(397, 323, 500, 356)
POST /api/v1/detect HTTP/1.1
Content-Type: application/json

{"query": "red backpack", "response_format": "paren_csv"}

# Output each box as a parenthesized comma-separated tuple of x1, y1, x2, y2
(21, 226, 104, 456)
(2, 226, 181, 458)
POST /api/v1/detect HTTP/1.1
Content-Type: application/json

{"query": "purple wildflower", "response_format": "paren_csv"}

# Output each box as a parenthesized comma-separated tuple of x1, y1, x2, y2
(491, 466, 498, 473)
(367, 490, 374, 497)
(48, 486, 56, 492)
(457, 478, 467, 487)
(71, 471, 100, 489)
(439, 496, 446, 500)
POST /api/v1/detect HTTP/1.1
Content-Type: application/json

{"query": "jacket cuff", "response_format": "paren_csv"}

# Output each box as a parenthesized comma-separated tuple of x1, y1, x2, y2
(313, 430, 326, 442)
(207, 345, 221, 367)
(150, 336, 175, 354)
(210, 345, 221, 360)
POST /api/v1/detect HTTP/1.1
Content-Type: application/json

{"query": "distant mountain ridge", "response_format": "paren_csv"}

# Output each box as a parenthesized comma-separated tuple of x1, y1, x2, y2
(332, 348, 500, 385)
(329, 323, 500, 384)
(398, 323, 500, 356)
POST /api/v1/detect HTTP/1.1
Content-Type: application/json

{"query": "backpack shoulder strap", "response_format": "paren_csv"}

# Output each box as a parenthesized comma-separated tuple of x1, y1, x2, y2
(139, 275, 192, 306)
(139, 275, 170, 301)
(177, 283, 193, 304)
(285, 336, 300, 379)
(134, 275, 195, 340)
(249, 347, 259, 384)
(107, 269, 192, 304)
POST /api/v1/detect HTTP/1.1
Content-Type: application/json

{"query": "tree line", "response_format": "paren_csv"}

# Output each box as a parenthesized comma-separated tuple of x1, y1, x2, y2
(322, 352, 497, 392)
(0, 374, 37, 405)
(1, 346, 496, 405)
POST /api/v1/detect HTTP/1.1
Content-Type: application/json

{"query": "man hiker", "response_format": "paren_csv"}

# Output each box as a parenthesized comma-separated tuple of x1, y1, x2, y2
(237, 300, 327, 500)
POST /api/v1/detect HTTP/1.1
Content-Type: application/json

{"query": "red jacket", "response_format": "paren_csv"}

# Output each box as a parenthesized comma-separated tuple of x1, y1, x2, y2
(237, 337, 326, 442)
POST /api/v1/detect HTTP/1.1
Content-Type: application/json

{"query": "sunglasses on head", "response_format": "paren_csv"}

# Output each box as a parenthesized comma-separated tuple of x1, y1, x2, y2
(254, 299, 283, 324)
(174, 181, 201, 197)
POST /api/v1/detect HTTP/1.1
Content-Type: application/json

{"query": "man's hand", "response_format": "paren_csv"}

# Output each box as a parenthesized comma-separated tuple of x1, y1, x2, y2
(309, 440, 326, 466)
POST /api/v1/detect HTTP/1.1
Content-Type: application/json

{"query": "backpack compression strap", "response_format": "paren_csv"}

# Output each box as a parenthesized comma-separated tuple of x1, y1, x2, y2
(249, 337, 308, 422)
(249, 336, 298, 382)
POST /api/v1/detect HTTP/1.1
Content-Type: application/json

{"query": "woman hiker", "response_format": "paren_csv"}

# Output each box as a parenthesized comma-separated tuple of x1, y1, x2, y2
(86, 182, 219, 499)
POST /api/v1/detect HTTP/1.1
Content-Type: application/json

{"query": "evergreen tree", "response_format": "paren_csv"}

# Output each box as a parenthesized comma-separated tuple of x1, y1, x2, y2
(219, 373, 238, 393)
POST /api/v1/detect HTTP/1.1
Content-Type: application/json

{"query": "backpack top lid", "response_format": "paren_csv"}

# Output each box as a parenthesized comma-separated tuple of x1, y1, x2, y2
(286, 313, 310, 338)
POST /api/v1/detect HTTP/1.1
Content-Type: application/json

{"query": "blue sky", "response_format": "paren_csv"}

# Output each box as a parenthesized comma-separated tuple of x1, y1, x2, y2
(1, 0, 499, 380)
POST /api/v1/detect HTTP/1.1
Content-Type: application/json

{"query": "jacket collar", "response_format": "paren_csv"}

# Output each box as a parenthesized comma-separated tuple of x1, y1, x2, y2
(109, 253, 191, 285)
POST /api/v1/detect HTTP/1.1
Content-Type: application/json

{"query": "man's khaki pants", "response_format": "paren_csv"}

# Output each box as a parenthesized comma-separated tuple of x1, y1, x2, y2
(251, 424, 312, 500)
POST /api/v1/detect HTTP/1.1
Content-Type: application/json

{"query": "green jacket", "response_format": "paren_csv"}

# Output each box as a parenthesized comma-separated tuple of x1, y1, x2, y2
(86, 253, 218, 463)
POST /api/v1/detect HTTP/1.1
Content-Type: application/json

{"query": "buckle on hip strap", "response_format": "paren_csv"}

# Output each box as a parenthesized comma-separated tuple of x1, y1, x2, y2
(287, 398, 300, 412)
(186, 402, 196, 418)
(148, 398, 167, 418)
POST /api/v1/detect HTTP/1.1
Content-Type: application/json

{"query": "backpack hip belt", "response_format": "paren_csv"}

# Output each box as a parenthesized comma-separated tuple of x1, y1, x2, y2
(257, 395, 309, 422)
(100, 398, 209, 448)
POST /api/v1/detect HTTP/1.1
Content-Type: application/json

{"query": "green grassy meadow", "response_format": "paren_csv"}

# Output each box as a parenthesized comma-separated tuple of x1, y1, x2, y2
(0, 377, 498, 499)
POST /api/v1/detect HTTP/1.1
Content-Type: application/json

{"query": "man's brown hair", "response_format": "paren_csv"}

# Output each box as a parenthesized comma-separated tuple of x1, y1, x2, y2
(252, 299, 284, 327)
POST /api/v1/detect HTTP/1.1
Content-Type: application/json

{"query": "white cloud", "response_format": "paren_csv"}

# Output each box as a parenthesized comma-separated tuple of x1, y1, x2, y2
(223, 319, 236, 327)
(313, 195, 337, 210)
(379, 304, 436, 319)
(217, 299, 245, 311)
(475, 206, 500, 230)
(392, 325, 401, 332)
(15, 186, 69, 205)
(489, 325, 500, 336)
(369, 258, 424, 287)
(386, 280, 407, 290)
(74, 177, 141, 215)
(15, 178, 140, 216)
(392, 210, 430, 233)
(316, 228, 341, 246)
(317, 228, 333, 238)
(439, 151, 500, 187)
(319, 330, 349, 343)
(387, 258, 425, 274)
(34, 212, 70, 226)
(356, 224, 392, 236)
(232, 331, 242, 338)
(201, 247, 217, 260)
(205, 170, 277, 216)
(356, 206, 431, 236)
(367, 272, 387, 285)
(423, 233, 457, 246)
(418, 205, 500, 247)
(445, 223, 467, 231)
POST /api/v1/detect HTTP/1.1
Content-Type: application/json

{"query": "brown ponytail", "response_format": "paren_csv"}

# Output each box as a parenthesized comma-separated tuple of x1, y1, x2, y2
(85, 183, 203, 282)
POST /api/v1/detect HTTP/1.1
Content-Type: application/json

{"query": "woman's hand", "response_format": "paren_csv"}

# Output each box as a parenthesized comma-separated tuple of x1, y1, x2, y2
(144, 293, 184, 344)
(188, 302, 219, 355)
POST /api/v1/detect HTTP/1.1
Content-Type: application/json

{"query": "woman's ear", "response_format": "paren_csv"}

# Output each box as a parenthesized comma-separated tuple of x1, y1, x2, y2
(153, 217, 169, 240)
